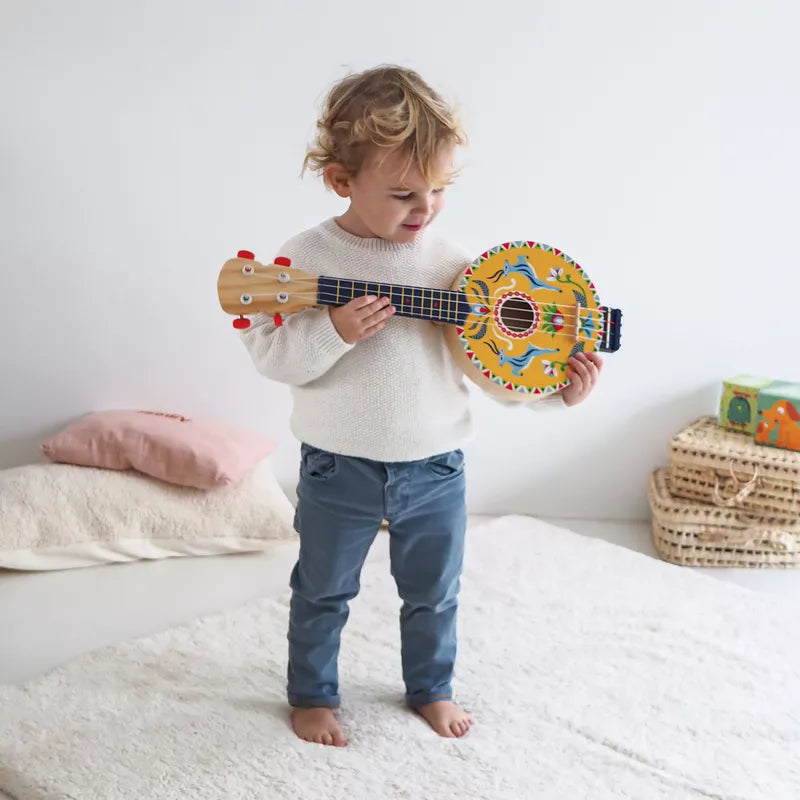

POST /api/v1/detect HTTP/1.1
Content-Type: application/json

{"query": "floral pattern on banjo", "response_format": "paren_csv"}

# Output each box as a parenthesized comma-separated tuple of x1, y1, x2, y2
(217, 241, 622, 402)
(452, 241, 620, 399)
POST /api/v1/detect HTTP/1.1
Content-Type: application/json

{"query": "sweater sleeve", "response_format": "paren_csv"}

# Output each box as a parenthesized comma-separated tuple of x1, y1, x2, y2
(237, 232, 355, 386)
(239, 306, 354, 386)
(493, 391, 567, 411)
(525, 392, 567, 410)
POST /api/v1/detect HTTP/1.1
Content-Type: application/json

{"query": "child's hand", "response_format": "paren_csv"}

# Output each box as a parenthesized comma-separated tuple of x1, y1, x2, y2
(330, 295, 395, 344)
(562, 351, 603, 406)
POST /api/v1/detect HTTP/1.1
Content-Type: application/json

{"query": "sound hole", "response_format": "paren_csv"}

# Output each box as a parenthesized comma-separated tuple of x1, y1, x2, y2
(499, 296, 536, 333)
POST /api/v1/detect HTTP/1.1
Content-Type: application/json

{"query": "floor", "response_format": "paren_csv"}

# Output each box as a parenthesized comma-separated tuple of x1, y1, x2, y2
(1, 515, 798, 687)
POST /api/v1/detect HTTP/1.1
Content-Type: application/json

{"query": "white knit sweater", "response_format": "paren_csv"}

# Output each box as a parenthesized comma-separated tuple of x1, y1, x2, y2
(240, 217, 562, 462)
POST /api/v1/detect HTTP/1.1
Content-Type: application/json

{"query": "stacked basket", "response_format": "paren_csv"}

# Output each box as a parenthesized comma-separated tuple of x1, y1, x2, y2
(648, 416, 800, 567)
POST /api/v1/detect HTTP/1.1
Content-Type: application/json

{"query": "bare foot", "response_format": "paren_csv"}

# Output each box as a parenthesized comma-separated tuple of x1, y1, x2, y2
(416, 700, 473, 738)
(291, 707, 347, 747)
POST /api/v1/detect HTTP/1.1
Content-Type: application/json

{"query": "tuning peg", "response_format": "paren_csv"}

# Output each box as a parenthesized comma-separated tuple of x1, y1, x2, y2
(233, 316, 251, 330)
(238, 250, 255, 260)
(274, 256, 291, 267)
(273, 313, 284, 327)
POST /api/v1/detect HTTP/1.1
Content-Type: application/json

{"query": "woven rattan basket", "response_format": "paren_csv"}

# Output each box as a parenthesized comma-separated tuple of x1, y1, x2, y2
(648, 468, 800, 568)
(669, 416, 800, 524)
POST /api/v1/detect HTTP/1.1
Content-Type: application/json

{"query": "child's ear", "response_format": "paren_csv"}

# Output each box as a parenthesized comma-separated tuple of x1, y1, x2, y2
(324, 164, 354, 198)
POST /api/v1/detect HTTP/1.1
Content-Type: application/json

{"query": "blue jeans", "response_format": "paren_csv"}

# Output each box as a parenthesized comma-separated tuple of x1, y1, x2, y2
(288, 443, 467, 709)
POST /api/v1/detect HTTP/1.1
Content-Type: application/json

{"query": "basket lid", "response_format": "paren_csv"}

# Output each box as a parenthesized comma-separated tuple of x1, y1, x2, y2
(670, 416, 800, 481)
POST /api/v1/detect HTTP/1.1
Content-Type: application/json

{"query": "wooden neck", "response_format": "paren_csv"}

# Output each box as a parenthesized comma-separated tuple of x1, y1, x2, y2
(316, 276, 472, 326)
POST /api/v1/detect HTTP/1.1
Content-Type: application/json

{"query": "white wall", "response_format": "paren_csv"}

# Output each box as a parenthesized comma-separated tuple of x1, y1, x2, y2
(2, 0, 798, 520)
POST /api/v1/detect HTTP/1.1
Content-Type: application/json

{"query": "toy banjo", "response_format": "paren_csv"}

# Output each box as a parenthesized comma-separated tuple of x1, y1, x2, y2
(217, 241, 622, 402)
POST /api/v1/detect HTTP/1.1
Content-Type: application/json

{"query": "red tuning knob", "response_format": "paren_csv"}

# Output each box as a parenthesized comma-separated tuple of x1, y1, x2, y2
(274, 256, 291, 267)
(273, 313, 283, 327)
(238, 250, 255, 260)
(233, 316, 251, 330)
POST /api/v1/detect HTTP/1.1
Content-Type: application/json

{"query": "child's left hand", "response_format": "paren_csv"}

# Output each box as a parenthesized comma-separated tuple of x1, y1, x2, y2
(562, 351, 603, 406)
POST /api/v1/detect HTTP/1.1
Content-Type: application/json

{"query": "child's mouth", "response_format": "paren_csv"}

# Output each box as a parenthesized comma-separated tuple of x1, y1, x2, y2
(402, 223, 423, 231)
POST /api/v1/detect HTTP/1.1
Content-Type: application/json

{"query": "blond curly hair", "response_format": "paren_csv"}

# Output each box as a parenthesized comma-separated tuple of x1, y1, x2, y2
(303, 65, 466, 187)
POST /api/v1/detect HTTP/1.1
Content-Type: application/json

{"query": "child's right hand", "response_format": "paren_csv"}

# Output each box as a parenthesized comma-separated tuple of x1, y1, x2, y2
(330, 296, 395, 344)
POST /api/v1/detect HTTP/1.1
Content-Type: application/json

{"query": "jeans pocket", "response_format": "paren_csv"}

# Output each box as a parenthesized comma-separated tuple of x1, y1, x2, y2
(425, 449, 465, 479)
(300, 444, 338, 481)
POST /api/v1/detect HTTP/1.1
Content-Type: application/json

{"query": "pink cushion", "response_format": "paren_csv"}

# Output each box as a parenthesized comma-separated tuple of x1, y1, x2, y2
(41, 410, 276, 490)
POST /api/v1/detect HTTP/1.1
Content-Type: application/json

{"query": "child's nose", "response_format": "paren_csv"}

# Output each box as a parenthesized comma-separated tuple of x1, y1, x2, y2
(415, 194, 434, 214)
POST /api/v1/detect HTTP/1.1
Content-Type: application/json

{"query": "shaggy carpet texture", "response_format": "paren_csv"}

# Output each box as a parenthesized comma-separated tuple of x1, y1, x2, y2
(1, 515, 798, 799)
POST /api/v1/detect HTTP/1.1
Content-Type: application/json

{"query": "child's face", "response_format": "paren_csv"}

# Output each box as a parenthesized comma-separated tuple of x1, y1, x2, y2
(330, 146, 455, 243)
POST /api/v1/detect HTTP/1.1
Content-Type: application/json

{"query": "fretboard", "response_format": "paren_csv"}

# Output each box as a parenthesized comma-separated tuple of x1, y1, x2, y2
(317, 276, 473, 326)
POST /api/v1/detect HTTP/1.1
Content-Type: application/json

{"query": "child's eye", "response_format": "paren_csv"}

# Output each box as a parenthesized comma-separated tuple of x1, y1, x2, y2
(392, 188, 445, 200)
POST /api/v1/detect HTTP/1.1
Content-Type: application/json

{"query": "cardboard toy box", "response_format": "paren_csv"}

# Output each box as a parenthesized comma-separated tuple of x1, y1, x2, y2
(755, 381, 800, 452)
(718, 374, 773, 434)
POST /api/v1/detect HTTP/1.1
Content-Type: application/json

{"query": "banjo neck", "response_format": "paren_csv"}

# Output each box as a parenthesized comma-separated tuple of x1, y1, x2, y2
(315, 276, 621, 353)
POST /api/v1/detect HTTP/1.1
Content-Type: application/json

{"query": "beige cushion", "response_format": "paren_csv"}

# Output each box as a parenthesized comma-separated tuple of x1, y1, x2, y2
(0, 459, 296, 571)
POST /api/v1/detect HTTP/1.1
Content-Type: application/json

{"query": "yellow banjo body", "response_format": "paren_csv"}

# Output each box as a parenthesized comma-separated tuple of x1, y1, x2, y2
(217, 241, 622, 401)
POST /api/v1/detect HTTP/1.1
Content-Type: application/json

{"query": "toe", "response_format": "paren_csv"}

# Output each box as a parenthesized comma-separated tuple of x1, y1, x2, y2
(332, 729, 348, 747)
(321, 732, 333, 746)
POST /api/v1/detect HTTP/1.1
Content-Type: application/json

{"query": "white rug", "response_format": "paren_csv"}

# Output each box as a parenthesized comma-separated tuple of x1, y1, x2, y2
(1, 516, 799, 800)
